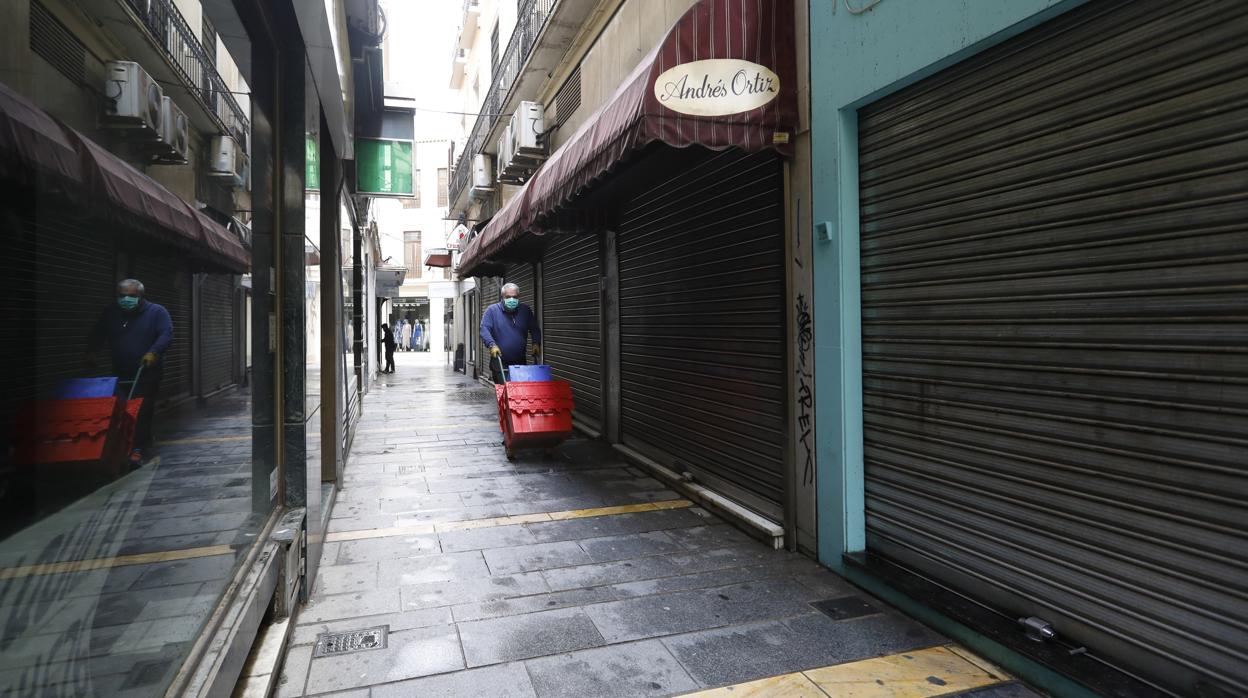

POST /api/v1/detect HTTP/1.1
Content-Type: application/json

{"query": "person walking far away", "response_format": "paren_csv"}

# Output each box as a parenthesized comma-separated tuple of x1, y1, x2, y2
(380, 323, 396, 373)
(85, 278, 172, 466)
(480, 283, 541, 383)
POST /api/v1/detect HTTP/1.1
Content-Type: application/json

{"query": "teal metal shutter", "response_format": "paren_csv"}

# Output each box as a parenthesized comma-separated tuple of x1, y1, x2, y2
(541, 235, 602, 429)
(617, 148, 786, 520)
(857, 1, 1248, 695)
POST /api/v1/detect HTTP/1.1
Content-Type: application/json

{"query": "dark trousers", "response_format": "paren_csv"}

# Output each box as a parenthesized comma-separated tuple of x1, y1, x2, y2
(384, 347, 395, 373)
(490, 356, 525, 384)
(129, 368, 161, 449)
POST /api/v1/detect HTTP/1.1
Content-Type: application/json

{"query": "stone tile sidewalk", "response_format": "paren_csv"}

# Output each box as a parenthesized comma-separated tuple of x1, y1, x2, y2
(275, 353, 1038, 698)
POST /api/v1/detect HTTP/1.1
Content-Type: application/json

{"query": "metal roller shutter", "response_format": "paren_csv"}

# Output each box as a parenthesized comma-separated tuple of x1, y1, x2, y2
(504, 262, 536, 357)
(857, 1, 1248, 696)
(618, 148, 786, 519)
(541, 235, 602, 429)
(131, 255, 193, 403)
(199, 273, 236, 394)
(0, 207, 116, 423)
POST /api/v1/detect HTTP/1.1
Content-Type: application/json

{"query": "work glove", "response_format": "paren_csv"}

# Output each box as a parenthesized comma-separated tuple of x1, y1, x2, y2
(531, 344, 541, 357)
(141, 352, 159, 368)
(489, 346, 502, 358)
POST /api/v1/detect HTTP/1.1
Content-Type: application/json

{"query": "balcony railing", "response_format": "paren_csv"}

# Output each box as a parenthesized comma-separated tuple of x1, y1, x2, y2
(448, 0, 554, 210)
(125, 0, 250, 138)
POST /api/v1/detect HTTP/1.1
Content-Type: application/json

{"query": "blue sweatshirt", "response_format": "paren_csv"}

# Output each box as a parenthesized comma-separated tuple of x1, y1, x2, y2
(480, 302, 541, 363)
(88, 300, 174, 376)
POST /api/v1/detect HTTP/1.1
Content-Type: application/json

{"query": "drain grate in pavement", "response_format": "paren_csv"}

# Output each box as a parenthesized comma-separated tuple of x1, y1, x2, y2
(810, 595, 879, 621)
(313, 625, 389, 658)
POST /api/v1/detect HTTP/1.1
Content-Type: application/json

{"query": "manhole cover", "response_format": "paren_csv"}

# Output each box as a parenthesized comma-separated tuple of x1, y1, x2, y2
(313, 625, 389, 658)
(810, 596, 879, 621)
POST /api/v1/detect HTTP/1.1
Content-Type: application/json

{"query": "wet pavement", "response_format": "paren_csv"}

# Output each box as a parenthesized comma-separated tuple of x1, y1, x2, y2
(278, 353, 1042, 697)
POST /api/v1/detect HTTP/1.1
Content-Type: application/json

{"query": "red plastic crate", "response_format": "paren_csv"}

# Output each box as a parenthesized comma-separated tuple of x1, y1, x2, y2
(11, 396, 126, 466)
(501, 381, 574, 438)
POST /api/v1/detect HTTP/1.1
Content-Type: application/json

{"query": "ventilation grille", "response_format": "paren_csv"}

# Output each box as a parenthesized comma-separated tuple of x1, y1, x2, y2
(554, 65, 582, 128)
(30, 0, 87, 86)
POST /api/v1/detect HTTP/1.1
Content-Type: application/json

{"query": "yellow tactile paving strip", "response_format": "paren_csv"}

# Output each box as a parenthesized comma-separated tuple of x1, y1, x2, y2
(324, 499, 695, 543)
(0, 544, 234, 581)
(682, 646, 1009, 698)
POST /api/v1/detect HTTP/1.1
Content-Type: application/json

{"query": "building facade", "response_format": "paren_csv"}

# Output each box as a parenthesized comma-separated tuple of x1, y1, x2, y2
(452, 0, 816, 553)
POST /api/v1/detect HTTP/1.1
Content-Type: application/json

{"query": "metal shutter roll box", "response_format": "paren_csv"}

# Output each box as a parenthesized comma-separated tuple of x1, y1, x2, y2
(540, 235, 602, 429)
(857, 1, 1248, 695)
(618, 148, 786, 520)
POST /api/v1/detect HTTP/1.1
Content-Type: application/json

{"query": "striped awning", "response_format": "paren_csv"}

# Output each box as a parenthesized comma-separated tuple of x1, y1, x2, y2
(458, 0, 796, 276)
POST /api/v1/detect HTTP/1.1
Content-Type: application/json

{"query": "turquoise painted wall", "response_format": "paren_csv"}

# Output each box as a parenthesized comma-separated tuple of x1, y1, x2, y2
(808, 0, 1086, 569)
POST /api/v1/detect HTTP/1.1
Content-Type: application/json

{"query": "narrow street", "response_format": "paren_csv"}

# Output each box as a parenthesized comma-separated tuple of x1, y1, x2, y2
(275, 353, 1038, 697)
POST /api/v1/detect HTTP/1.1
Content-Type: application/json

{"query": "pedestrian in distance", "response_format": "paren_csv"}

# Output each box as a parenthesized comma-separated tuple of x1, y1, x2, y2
(380, 323, 396, 373)
(480, 283, 541, 383)
(84, 278, 172, 466)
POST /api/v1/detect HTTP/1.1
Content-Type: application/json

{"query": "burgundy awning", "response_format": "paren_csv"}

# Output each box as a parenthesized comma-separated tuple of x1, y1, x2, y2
(0, 81, 85, 202)
(424, 251, 453, 268)
(67, 128, 250, 273)
(459, 0, 796, 275)
(1, 81, 248, 272)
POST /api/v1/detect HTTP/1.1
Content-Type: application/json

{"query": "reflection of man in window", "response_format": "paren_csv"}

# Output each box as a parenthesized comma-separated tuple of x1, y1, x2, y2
(85, 279, 172, 465)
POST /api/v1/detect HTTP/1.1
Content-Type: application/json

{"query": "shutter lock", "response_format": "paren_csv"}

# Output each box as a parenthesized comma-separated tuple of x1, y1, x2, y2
(1019, 616, 1057, 642)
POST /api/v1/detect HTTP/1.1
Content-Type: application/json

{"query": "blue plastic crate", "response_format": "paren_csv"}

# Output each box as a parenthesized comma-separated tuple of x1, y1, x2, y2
(507, 365, 553, 382)
(53, 377, 119, 399)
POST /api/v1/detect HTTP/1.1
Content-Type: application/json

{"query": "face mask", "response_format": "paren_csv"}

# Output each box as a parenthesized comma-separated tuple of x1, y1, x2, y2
(118, 296, 140, 311)
(503, 298, 519, 311)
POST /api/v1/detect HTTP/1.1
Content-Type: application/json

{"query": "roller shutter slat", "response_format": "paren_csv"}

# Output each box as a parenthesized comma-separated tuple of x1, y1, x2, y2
(618, 148, 786, 520)
(858, 0, 1248, 694)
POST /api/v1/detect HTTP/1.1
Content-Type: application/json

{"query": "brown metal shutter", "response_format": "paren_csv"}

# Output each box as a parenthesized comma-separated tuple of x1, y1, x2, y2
(131, 255, 193, 403)
(618, 148, 786, 519)
(541, 235, 602, 429)
(857, 1, 1248, 696)
(1, 207, 116, 418)
(199, 273, 236, 394)
(504, 262, 536, 357)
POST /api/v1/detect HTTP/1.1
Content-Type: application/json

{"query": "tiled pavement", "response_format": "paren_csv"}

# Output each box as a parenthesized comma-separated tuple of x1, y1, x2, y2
(278, 353, 1042, 698)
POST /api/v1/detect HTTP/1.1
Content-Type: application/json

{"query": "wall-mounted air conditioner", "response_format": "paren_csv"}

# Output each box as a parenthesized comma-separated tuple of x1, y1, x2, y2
(152, 97, 190, 164)
(511, 101, 546, 159)
(103, 61, 162, 135)
(495, 127, 515, 179)
(208, 134, 249, 188)
(471, 154, 494, 191)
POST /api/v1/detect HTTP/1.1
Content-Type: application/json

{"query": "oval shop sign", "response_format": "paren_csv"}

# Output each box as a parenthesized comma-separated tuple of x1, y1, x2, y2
(653, 59, 780, 117)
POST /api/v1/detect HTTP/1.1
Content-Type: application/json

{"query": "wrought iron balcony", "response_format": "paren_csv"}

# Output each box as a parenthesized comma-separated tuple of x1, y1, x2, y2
(448, 0, 554, 211)
(125, 0, 249, 138)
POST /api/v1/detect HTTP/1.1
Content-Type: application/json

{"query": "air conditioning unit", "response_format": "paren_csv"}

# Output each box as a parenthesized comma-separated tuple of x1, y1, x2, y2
(496, 128, 513, 173)
(511, 101, 546, 158)
(208, 134, 249, 188)
(152, 97, 190, 164)
(471, 154, 494, 191)
(103, 60, 162, 135)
